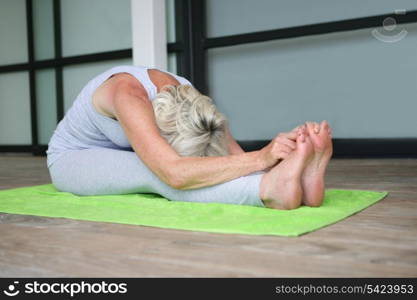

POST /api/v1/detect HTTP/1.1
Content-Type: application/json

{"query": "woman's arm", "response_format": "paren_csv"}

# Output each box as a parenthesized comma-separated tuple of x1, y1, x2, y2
(111, 76, 293, 190)
(113, 83, 263, 189)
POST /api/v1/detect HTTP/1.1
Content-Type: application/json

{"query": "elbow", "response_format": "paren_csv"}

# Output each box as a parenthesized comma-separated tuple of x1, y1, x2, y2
(163, 168, 187, 190)
(166, 175, 187, 190)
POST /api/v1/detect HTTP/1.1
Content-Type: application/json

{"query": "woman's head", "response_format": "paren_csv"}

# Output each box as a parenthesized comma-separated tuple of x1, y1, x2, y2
(152, 85, 229, 157)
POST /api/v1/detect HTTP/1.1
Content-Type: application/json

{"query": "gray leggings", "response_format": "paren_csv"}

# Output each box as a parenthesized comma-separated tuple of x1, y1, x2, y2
(48, 148, 265, 207)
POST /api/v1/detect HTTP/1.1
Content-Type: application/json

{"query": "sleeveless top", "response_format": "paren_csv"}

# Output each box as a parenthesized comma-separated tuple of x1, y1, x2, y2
(46, 65, 192, 168)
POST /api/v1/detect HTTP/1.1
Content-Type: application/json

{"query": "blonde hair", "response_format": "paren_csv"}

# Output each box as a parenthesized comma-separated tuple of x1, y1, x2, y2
(152, 84, 229, 157)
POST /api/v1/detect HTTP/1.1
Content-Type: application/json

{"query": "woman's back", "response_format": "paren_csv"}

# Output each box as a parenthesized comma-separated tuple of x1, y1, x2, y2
(46, 65, 191, 168)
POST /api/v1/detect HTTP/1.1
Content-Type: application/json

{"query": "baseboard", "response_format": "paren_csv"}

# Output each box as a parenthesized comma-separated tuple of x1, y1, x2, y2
(0, 139, 416, 158)
(238, 138, 417, 158)
(0, 145, 47, 156)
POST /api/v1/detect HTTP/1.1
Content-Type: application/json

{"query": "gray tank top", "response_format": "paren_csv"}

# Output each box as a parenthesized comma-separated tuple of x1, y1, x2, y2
(46, 65, 192, 168)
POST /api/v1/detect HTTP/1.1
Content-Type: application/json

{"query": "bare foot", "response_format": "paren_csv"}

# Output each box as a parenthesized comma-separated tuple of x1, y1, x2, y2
(301, 120, 333, 207)
(259, 132, 314, 210)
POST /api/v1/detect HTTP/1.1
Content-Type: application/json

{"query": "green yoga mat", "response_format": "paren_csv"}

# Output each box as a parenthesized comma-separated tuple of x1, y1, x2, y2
(0, 184, 387, 236)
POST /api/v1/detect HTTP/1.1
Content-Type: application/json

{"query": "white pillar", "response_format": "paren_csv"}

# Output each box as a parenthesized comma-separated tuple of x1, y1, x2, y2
(131, 0, 167, 70)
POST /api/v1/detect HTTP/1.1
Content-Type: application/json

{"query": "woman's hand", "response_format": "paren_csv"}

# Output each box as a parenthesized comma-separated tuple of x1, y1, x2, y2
(258, 131, 298, 169)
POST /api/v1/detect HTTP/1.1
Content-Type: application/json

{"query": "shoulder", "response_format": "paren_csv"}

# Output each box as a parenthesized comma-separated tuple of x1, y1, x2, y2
(148, 69, 181, 93)
(112, 73, 148, 99)
(113, 69, 183, 95)
(93, 72, 149, 118)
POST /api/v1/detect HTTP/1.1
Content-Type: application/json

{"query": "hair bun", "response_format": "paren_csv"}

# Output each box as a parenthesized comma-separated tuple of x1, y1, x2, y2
(153, 85, 228, 157)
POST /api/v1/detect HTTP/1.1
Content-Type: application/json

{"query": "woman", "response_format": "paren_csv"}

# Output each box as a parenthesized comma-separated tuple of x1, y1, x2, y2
(47, 65, 333, 210)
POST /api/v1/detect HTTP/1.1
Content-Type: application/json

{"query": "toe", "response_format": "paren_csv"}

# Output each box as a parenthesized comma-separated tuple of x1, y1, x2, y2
(320, 120, 330, 136)
(297, 132, 306, 143)
(313, 122, 320, 134)
(298, 124, 306, 135)
(300, 132, 306, 143)
(305, 122, 315, 135)
(302, 124, 309, 135)
(321, 120, 329, 130)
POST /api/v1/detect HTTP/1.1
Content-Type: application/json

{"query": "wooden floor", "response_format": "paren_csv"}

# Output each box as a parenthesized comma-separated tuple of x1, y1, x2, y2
(0, 154, 416, 277)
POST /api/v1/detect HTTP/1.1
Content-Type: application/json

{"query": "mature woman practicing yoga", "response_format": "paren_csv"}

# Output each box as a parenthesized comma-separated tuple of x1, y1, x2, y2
(47, 65, 333, 210)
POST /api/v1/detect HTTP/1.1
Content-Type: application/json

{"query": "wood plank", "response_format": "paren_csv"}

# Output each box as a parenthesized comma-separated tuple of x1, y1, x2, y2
(0, 155, 416, 277)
